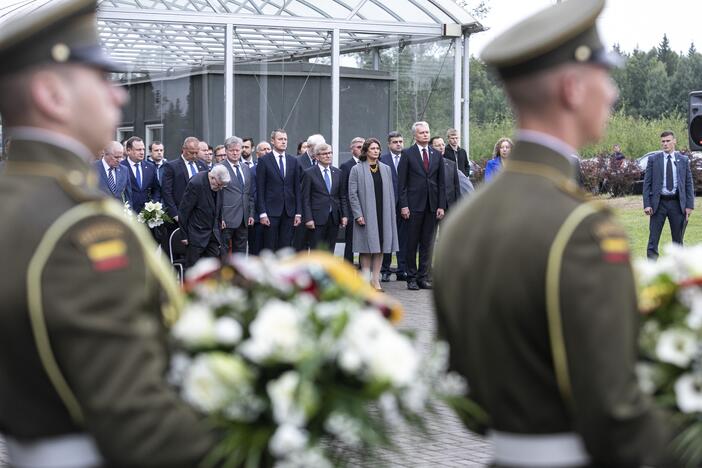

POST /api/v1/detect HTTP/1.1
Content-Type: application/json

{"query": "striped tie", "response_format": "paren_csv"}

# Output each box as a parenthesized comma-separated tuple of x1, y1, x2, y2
(108, 168, 117, 194)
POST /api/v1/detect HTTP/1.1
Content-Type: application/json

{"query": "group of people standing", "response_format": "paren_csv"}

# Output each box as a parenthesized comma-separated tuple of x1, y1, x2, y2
(92, 122, 474, 292)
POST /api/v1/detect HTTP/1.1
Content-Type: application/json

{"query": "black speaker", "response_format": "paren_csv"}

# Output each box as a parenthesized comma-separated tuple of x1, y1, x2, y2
(689, 91, 702, 151)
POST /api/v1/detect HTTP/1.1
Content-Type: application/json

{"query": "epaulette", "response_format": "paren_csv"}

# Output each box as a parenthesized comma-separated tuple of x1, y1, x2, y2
(4, 160, 103, 202)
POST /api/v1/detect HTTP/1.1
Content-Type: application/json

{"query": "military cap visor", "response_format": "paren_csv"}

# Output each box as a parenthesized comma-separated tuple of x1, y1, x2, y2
(481, 0, 622, 80)
(0, 0, 125, 75)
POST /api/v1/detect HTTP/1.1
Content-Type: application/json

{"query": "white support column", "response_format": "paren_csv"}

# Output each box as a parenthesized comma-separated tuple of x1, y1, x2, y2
(225, 23, 234, 138)
(462, 33, 470, 161)
(331, 28, 341, 167)
(452, 37, 462, 132)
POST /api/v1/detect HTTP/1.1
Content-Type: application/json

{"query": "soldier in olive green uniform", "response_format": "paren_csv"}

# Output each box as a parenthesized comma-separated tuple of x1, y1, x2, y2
(434, 0, 677, 466)
(0, 1, 216, 466)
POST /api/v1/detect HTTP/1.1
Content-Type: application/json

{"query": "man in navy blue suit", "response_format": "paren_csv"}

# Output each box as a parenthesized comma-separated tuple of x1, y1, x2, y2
(294, 134, 325, 252)
(147, 141, 167, 185)
(162, 136, 208, 223)
(301, 143, 348, 252)
(256, 129, 302, 251)
(95, 141, 131, 205)
(380, 131, 407, 282)
(643, 130, 695, 259)
(398, 121, 445, 290)
(122, 136, 160, 213)
(340, 137, 364, 265)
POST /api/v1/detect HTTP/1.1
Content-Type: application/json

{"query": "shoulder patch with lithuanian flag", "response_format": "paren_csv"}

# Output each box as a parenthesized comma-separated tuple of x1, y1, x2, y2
(74, 221, 130, 272)
(593, 219, 630, 263)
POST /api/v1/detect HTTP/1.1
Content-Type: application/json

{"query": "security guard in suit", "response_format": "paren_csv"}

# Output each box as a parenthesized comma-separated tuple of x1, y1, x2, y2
(433, 0, 678, 466)
(0, 1, 215, 466)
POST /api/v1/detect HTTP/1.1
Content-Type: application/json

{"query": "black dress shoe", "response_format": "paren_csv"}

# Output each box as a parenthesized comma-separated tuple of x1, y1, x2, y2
(417, 280, 433, 289)
(407, 280, 420, 290)
(395, 272, 407, 281)
(381, 273, 391, 282)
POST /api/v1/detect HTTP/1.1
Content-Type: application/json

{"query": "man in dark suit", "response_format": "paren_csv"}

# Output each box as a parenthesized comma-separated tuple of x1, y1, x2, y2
(431, 136, 461, 211)
(95, 141, 132, 205)
(294, 134, 326, 252)
(379, 131, 407, 282)
(162, 136, 207, 222)
(122, 136, 160, 213)
(147, 141, 167, 185)
(340, 137, 364, 265)
(398, 121, 445, 290)
(241, 137, 256, 168)
(444, 128, 470, 177)
(179, 165, 230, 267)
(219, 136, 255, 256)
(301, 143, 348, 252)
(643, 130, 695, 259)
(247, 141, 271, 256)
(256, 129, 302, 251)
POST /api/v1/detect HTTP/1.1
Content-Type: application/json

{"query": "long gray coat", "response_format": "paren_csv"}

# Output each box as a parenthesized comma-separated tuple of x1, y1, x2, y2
(348, 161, 399, 254)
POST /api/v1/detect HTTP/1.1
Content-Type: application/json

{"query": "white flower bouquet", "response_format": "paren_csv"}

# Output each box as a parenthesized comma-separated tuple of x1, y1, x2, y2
(636, 243, 702, 465)
(170, 251, 484, 468)
(136, 201, 173, 228)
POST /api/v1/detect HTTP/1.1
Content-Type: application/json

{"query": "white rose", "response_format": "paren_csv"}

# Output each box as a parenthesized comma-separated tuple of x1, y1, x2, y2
(182, 353, 254, 414)
(269, 424, 309, 457)
(240, 300, 306, 363)
(366, 331, 419, 386)
(215, 316, 243, 345)
(147, 218, 163, 228)
(338, 349, 362, 374)
(675, 373, 702, 413)
(267, 371, 307, 426)
(656, 328, 697, 368)
(185, 257, 221, 283)
(172, 304, 216, 348)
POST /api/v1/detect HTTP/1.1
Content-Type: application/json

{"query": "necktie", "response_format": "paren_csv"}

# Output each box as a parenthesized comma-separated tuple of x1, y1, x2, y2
(313, 159, 317, 166)
(666, 154, 674, 191)
(323, 168, 332, 193)
(394, 154, 400, 170)
(235, 165, 244, 186)
(156, 165, 161, 183)
(188, 161, 197, 178)
(135, 162, 142, 189)
(422, 148, 429, 172)
(108, 168, 117, 194)
(278, 155, 285, 178)
(246, 161, 252, 168)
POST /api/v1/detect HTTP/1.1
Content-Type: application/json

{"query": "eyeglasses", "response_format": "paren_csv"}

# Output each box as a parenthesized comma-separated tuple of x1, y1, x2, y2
(318, 152, 332, 156)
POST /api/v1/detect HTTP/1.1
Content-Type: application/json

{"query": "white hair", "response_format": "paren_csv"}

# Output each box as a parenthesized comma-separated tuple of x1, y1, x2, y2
(306, 134, 326, 153)
(209, 165, 231, 184)
(411, 121, 430, 135)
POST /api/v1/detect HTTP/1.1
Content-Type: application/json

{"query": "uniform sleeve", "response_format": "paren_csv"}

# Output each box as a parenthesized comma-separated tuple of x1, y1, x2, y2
(41, 215, 215, 466)
(558, 212, 674, 466)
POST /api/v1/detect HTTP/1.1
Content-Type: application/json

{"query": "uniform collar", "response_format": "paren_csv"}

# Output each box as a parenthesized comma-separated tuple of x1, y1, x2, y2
(510, 138, 576, 181)
(6, 126, 94, 163)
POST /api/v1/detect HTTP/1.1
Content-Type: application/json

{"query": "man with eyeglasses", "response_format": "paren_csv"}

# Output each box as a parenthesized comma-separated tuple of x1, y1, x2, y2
(301, 143, 348, 252)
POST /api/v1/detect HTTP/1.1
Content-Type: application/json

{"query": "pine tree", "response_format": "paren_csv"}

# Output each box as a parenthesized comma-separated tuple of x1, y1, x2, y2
(657, 34, 678, 76)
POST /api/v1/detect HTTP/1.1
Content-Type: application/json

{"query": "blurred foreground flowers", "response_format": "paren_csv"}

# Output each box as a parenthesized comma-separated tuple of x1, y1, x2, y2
(170, 251, 481, 468)
(636, 243, 702, 466)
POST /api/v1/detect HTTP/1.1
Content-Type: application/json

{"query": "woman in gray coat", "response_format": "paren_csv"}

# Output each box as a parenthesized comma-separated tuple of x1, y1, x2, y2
(348, 138, 399, 291)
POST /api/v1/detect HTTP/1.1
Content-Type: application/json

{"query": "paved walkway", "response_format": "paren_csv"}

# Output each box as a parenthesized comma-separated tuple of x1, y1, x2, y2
(361, 278, 493, 467)
(0, 276, 492, 468)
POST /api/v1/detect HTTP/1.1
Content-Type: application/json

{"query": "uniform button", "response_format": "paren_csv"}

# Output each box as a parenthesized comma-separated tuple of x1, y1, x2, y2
(67, 170, 84, 186)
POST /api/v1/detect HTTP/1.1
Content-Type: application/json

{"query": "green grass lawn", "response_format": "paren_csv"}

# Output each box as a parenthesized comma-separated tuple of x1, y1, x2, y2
(603, 196, 702, 258)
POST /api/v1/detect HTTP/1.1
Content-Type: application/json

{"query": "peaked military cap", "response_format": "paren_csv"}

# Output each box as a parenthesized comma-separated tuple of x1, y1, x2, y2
(481, 0, 621, 80)
(0, 0, 124, 76)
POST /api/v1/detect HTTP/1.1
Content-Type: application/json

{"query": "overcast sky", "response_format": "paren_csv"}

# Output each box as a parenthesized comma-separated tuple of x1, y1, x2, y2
(469, 0, 699, 57)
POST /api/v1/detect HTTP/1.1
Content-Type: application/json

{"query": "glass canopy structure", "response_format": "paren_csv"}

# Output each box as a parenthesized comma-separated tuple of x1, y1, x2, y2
(1, 0, 484, 162)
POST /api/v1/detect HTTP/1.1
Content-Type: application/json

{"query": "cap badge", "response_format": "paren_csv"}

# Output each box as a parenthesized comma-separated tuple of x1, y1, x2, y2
(51, 43, 71, 63)
(574, 45, 592, 62)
